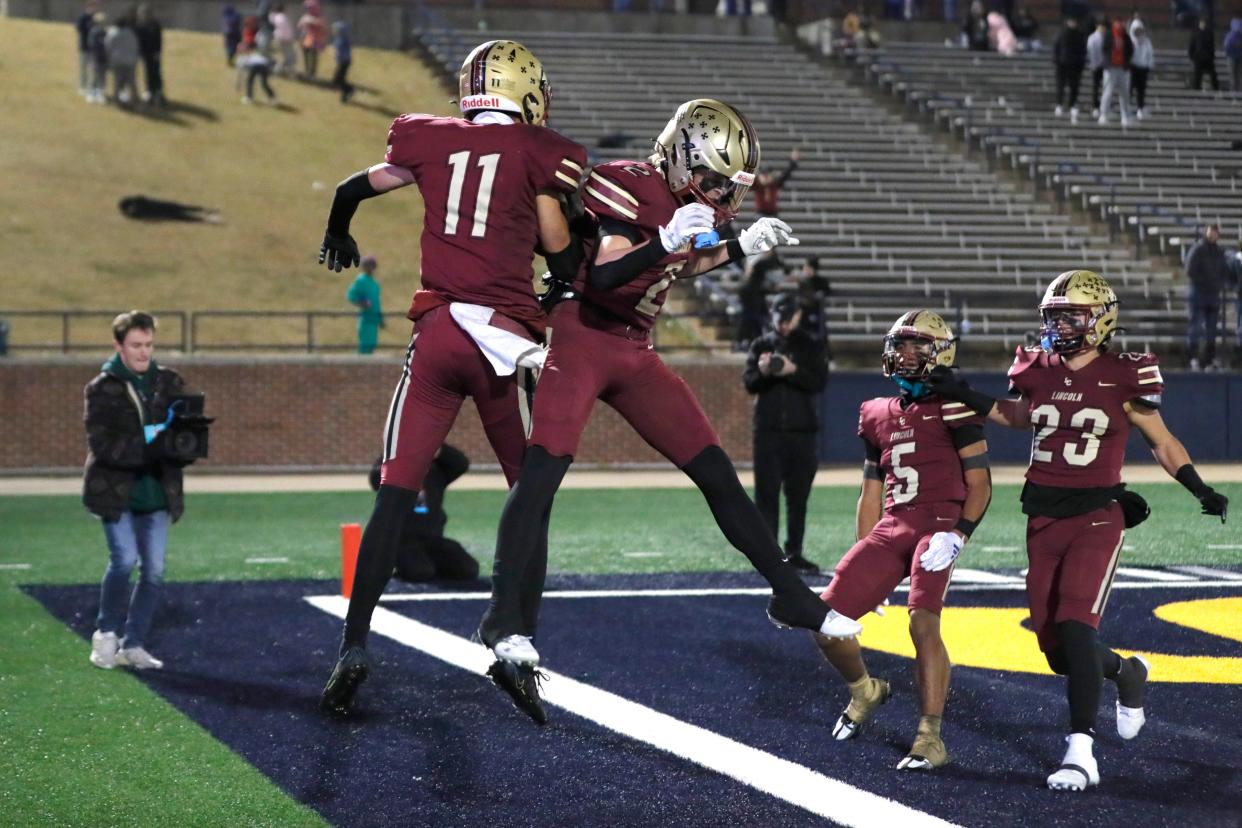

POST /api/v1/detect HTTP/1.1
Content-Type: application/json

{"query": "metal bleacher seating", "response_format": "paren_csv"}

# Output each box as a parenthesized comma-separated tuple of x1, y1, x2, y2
(412, 21, 1192, 354)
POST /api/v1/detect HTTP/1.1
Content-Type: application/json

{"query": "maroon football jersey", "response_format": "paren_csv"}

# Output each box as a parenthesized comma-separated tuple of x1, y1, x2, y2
(858, 396, 985, 510)
(384, 114, 587, 328)
(576, 160, 693, 330)
(1007, 347, 1165, 488)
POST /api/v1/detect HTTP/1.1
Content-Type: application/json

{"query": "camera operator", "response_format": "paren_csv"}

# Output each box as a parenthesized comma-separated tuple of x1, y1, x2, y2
(743, 294, 829, 573)
(85, 311, 190, 671)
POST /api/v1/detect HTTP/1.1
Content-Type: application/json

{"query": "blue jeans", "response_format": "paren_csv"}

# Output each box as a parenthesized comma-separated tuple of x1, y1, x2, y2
(97, 510, 170, 648)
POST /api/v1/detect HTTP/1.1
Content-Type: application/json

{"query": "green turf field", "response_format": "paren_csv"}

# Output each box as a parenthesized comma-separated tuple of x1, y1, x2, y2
(1, 483, 1238, 825)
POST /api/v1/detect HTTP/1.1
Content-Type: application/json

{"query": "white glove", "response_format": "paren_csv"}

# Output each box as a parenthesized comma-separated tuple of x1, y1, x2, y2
(738, 217, 799, 256)
(920, 531, 963, 573)
(658, 203, 715, 253)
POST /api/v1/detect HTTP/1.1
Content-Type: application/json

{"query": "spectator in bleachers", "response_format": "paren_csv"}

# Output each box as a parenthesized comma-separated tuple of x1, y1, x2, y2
(1087, 20, 1106, 116)
(988, 12, 1018, 56)
(76, 0, 100, 96)
(222, 5, 242, 67)
(753, 148, 799, 218)
(1224, 18, 1242, 92)
(105, 13, 141, 107)
(795, 257, 834, 367)
(1129, 17, 1153, 119)
(736, 249, 783, 350)
(963, 1, 991, 50)
(1185, 223, 1228, 370)
(1098, 18, 1134, 125)
(1054, 16, 1087, 122)
(270, 3, 297, 76)
(1188, 17, 1220, 91)
(1229, 238, 1242, 366)
(1010, 4, 1041, 50)
(136, 4, 164, 106)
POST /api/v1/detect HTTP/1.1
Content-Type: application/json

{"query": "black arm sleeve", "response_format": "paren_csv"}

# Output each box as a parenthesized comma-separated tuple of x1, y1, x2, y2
(327, 169, 381, 237)
(950, 423, 986, 450)
(544, 238, 584, 284)
(588, 218, 667, 291)
(863, 437, 881, 464)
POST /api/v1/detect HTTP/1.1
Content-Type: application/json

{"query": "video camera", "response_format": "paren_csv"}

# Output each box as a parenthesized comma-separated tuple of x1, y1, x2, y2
(157, 393, 214, 462)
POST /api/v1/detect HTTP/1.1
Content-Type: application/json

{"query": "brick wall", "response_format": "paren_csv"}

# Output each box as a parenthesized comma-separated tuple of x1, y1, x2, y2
(0, 356, 752, 471)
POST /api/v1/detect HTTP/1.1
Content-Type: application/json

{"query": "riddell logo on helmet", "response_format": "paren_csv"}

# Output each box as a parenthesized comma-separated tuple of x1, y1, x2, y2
(732, 172, 756, 186)
(460, 95, 504, 110)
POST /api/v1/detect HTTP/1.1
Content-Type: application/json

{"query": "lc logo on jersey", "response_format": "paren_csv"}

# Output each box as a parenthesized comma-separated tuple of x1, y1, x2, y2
(857, 596, 1242, 684)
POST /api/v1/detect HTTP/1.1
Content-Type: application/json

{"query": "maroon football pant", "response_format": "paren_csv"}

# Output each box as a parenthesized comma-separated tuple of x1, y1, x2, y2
(1025, 502, 1125, 652)
(528, 302, 719, 464)
(380, 306, 534, 491)
(822, 502, 962, 620)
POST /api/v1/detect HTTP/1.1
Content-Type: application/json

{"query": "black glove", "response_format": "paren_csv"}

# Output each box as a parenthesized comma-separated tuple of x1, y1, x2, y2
(926, 366, 997, 416)
(1198, 489, 1229, 523)
(538, 271, 578, 313)
(1116, 488, 1151, 528)
(319, 231, 360, 272)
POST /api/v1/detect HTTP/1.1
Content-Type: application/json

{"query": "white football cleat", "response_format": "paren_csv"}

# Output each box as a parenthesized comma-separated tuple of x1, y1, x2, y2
(1116, 655, 1150, 740)
(819, 609, 863, 639)
(1047, 733, 1099, 791)
(493, 634, 540, 666)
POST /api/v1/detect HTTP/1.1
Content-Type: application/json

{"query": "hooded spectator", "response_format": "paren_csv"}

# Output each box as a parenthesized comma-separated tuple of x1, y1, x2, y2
(1189, 18, 1220, 91)
(1129, 18, 1154, 118)
(105, 13, 140, 106)
(1098, 17, 1134, 125)
(963, 1, 990, 50)
(1053, 16, 1087, 121)
(1224, 18, 1242, 92)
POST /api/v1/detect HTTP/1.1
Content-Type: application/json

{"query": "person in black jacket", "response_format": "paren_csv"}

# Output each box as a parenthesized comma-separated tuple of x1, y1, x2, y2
(1053, 16, 1088, 120)
(744, 294, 829, 573)
(85, 311, 187, 672)
(367, 444, 478, 582)
(135, 3, 164, 106)
(1189, 18, 1220, 90)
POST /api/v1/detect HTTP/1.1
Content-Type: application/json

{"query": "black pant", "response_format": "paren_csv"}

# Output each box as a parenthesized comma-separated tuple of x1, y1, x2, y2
(246, 65, 275, 99)
(332, 58, 353, 102)
(1130, 65, 1149, 109)
(1091, 67, 1103, 109)
(1056, 64, 1083, 108)
(1193, 60, 1220, 91)
(142, 54, 162, 100)
(753, 430, 818, 558)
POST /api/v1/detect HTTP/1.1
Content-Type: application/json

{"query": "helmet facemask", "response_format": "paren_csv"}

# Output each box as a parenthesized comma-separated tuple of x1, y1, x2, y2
(651, 99, 759, 223)
(882, 311, 958, 398)
(1037, 270, 1120, 355)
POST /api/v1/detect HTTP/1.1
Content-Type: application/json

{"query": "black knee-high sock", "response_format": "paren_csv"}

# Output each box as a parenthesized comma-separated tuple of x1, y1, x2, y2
(520, 505, 553, 638)
(479, 447, 570, 646)
(343, 485, 419, 653)
(681, 446, 808, 596)
(1058, 620, 1103, 737)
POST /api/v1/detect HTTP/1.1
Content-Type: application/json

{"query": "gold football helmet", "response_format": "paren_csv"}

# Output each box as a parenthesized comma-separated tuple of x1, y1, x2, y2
(882, 310, 958, 379)
(650, 99, 760, 220)
(458, 40, 550, 125)
(1038, 270, 1119, 354)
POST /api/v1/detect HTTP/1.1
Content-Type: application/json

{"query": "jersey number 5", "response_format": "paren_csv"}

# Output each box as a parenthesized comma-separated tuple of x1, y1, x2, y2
(1031, 405, 1109, 467)
(445, 151, 500, 238)
(890, 441, 919, 504)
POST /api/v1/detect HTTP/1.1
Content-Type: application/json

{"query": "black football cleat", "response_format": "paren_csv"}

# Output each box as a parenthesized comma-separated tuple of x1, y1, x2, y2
(320, 646, 369, 715)
(784, 554, 822, 575)
(486, 659, 549, 725)
(766, 589, 829, 631)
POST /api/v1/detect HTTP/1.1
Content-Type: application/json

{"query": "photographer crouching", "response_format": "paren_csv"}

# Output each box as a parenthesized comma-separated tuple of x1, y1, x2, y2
(743, 294, 829, 574)
(85, 311, 209, 671)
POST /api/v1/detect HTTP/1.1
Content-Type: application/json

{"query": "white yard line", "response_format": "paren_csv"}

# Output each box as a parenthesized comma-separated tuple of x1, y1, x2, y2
(304, 596, 960, 828)
(245, 557, 290, 564)
(0, 563, 33, 570)
(1112, 567, 1197, 582)
(1170, 566, 1242, 581)
(951, 568, 1023, 584)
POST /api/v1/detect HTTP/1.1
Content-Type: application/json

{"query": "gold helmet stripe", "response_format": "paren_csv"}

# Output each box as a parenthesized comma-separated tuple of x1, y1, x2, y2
(588, 171, 639, 205)
(584, 185, 638, 220)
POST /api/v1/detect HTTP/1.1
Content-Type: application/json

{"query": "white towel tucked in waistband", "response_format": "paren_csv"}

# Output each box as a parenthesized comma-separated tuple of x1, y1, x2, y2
(449, 303, 546, 376)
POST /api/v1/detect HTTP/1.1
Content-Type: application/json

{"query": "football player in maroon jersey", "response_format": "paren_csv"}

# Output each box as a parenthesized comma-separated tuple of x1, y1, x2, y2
(928, 269, 1228, 791)
(475, 99, 862, 724)
(814, 310, 991, 771)
(315, 40, 590, 715)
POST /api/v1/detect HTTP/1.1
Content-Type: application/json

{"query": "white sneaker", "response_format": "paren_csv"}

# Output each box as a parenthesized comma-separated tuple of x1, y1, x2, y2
(1047, 733, 1099, 791)
(1092, 108, 1100, 118)
(1070, 107, 1080, 124)
(114, 646, 164, 670)
(1136, 108, 1146, 119)
(819, 609, 863, 639)
(1116, 654, 1150, 740)
(493, 634, 539, 666)
(1121, 116, 1132, 127)
(1055, 105, 1065, 116)
(1097, 115, 1108, 125)
(90, 630, 119, 669)
(240, 96, 253, 105)
(1190, 358, 1202, 372)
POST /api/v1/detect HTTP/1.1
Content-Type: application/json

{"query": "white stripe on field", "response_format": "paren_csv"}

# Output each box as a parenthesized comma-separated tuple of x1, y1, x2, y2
(0, 563, 32, 570)
(979, 546, 1021, 552)
(1169, 566, 1242, 581)
(950, 568, 1023, 584)
(1207, 544, 1242, 550)
(245, 557, 290, 564)
(304, 596, 959, 828)
(623, 552, 664, 558)
(1113, 567, 1196, 582)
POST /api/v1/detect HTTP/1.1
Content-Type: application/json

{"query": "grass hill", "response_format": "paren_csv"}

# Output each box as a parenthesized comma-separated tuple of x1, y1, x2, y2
(0, 17, 455, 348)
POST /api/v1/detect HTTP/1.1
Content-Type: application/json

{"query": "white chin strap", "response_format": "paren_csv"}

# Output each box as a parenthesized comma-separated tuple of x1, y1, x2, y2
(471, 111, 517, 126)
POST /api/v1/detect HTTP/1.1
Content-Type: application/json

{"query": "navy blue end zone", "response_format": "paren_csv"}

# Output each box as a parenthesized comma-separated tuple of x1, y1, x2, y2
(25, 574, 1242, 828)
